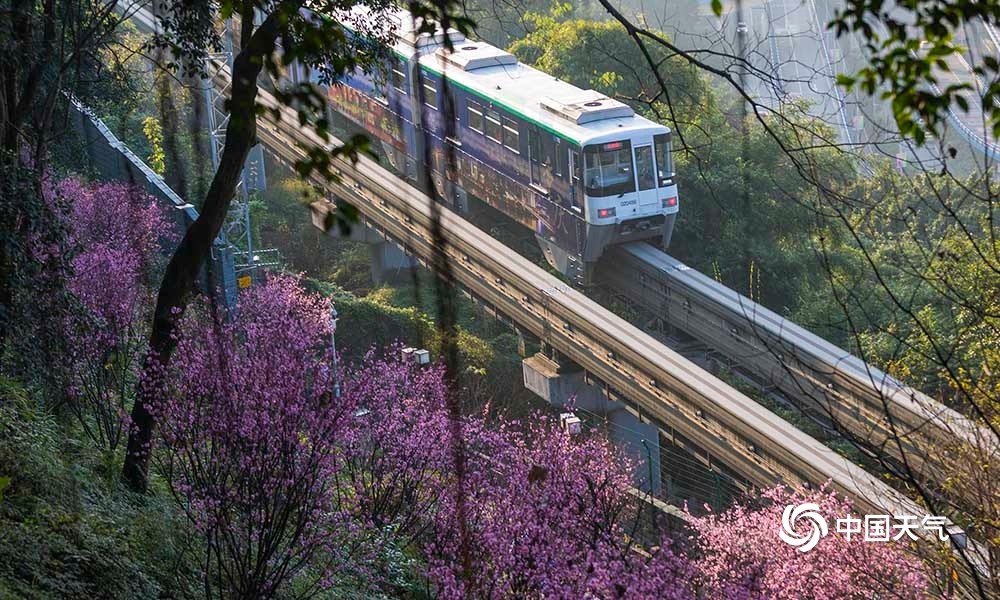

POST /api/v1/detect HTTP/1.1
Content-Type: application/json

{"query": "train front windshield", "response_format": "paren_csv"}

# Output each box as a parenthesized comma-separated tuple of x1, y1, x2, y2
(584, 141, 635, 197)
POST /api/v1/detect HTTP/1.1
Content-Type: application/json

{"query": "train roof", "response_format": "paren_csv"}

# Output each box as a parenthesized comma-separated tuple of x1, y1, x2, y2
(341, 6, 670, 146)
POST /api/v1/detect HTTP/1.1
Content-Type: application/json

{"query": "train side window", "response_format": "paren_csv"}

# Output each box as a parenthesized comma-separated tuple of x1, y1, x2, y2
(485, 110, 502, 143)
(422, 81, 438, 110)
(468, 102, 484, 133)
(391, 61, 407, 94)
(569, 149, 582, 211)
(373, 78, 387, 104)
(502, 117, 520, 152)
(372, 66, 389, 104)
(540, 135, 551, 167)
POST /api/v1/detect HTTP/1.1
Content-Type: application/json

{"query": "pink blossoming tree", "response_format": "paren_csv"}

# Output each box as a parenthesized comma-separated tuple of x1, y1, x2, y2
(335, 350, 458, 577)
(424, 416, 695, 600)
(57, 178, 170, 452)
(150, 274, 357, 599)
(687, 485, 931, 599)
(127, 265, 932, 600)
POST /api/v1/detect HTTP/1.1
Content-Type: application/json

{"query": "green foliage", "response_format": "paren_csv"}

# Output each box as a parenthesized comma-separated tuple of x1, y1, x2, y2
(141, 117, 166, 175)
(830, 0, 1000, 144)
(297, 244, 534, 412)
(667, 105, 851, 313)
(795, 163, 1000, 407)
(257, 176, 526, 389)
(252, 177, 350, 279)
(321, 283, 499, 375)
(0, 377, 197, 599)
(509, 14, 709, 125)
(88, 30, 211, 204)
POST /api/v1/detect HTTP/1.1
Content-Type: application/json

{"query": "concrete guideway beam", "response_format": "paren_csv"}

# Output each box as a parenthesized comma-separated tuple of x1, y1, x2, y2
(600, 243, 997, 485)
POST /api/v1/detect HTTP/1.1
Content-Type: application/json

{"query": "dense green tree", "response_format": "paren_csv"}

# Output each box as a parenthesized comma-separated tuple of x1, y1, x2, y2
(0, 1, 138, 358)
(509, 11, 708, 127)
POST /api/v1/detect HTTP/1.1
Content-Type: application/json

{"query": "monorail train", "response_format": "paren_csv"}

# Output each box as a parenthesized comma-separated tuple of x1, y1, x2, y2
(301, 9, 679, 283)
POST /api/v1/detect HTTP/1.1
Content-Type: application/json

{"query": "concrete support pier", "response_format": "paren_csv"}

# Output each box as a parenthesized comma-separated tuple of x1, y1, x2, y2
(522, 352, 662, 495)
(310, 202, 416, 283)
(368, 241, 415, 284)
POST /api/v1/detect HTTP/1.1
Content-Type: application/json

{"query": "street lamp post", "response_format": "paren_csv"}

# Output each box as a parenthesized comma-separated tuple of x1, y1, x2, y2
(330, 304, 340, 399)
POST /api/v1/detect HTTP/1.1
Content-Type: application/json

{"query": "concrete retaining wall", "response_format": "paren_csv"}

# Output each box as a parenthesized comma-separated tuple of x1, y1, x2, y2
(66, 97, 237, 309)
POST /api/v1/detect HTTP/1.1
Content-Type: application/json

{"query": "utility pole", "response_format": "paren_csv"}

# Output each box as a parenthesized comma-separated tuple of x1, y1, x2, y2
(736, 0, 755, 294)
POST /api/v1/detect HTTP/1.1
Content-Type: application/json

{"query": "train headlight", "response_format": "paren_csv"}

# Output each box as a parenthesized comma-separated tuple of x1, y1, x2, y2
(663, 196, 678, 208)
(598, 207, 616, 218)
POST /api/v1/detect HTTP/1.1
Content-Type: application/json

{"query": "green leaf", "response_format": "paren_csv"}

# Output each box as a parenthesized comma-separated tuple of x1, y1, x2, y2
(333, 200, 360, 237)
(711, 0, 723, 17)
(835, 74, 856, 88)
(0, 476, 10, 502)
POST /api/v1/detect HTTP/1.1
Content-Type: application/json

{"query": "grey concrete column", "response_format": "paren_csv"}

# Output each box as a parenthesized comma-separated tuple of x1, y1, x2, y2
(369, 241, 415, 284)
(310, 202, 416, 284)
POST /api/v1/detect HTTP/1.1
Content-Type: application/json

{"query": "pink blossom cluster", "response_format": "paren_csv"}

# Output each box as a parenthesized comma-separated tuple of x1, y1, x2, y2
(57, 178, 169, 262)
(332, 349, 695, 598)
(423, 415, 695, 599)
(341, 354, 931, 599)
(332, 350, 464, 589)
(53, 178, 171, 450)
(337, 350, 457, 534)
(61, 178, 168, 337)
(143, 273, 931, 599)
(687, 485, 930, 599)
(316, 342, 680, 597)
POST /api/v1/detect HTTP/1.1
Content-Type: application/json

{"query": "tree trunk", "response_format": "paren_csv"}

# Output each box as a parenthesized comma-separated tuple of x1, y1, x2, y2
(122, 12, 282, 492)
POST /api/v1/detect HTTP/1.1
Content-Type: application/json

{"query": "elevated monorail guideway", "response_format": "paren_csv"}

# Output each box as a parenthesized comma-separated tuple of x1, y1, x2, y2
(600, 244, 995, 480)
(125, 5, 985, 579)
(259, 92, 892, 505)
